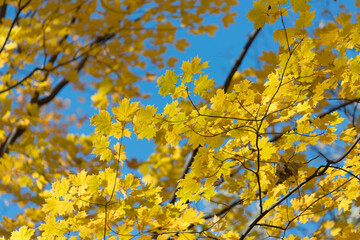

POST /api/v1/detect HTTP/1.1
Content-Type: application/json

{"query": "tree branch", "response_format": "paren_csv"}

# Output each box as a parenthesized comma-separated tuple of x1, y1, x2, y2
(239, 166, 324, 240)
(325, 134, 360, 164)
(0, 0, 31, 54)
(0, 1, 7, 24)
(184, 199, 243, 232)
(223, 28, 261, 92)
(239, 133, 360, 239)
(204, 199, 243, 220)
(0, 67, 41, 94)
(270, 98, 360, 143)
(169, 147, 199, 204)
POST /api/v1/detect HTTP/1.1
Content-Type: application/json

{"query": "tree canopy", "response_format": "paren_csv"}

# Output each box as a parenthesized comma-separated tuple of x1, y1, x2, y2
(1, 0, 360, 239)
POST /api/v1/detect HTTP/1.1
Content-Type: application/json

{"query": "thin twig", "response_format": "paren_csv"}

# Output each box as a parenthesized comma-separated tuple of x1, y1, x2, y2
(325, 134, 360, 164)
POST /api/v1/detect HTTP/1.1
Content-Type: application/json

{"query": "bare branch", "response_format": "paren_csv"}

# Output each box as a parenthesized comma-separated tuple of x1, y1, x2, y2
(0, 67, 41, 94)
(223, 28, 261, 92)
(0, 1, 7, 23)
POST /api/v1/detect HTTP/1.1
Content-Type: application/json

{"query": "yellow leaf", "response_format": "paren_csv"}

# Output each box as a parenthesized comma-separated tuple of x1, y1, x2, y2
(133, 105, 159, 140)
(259, 137, 277, 160)
(181, 57, 209, 75)
(338, 197, 352, 212)
(110, 122, 132, 139)
(246, 0, 269, 29)
(92, 135, 113, 161)
(167, 56, 178, 67)
(157, 70, 178, 96)
(194, 74, 215, 97)
(113, 143, 127, 165)
(10, 226, 34, 240)
(223, 231, 240, 240)
(173, 83, 188, 99)
(290, 0, 311, 14)
(295, 10, 315, 28)
(163, 101, 180, 116)
(340, 127, 358, 143)
(42, 197, 74, 216)
(175, 39, 190, 51)
(222, 13, 237, 28)
(90, 110, 112, 135)
(177, 177, 202, 203)
(52, 178, 70, 198)
(112, 98, 140, 122)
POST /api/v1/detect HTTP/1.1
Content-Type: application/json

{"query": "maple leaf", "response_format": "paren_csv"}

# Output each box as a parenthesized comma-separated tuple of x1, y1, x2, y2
(157, 70, 178, 96)
(337, 198, 353, 213)
(90, 110, 112, 135)
(181, 56, 209, 75)
(42, 197, 74, 216)
(110, 122, 132, 139)
(92, 135, 113, 161)
(194, 74, 215, 97)
(222, 13, 237, 28)
(9, 226, 34, 240)
(295, 10, 315, 28)
(275, 158, 300, 184)
(133, 105, 159, 140)
(177, 177, 202, 203)
(290, 0, 311, 14)
(112, 98, 140, 122)
(246, 0, 269, 29)
(175, 39, 190, 51)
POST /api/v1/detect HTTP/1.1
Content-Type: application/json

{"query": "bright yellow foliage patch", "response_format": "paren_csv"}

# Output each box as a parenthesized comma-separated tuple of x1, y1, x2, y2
(1, 1, 360, 240)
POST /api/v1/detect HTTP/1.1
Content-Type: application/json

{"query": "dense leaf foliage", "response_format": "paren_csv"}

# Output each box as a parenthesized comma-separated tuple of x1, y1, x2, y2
(1, 0, 360, 239)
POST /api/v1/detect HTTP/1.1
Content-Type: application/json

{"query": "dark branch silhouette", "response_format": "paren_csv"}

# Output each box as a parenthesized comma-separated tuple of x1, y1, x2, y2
(223, 28, 261, 92)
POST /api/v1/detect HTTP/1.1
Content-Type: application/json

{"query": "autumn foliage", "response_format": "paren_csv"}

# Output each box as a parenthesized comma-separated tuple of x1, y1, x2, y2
(1, 0, 360, 239)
